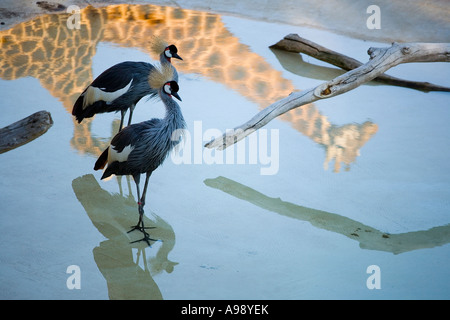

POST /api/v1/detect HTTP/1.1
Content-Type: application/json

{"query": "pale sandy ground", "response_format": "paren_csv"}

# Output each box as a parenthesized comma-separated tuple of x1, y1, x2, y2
(1, 0, 449, 42)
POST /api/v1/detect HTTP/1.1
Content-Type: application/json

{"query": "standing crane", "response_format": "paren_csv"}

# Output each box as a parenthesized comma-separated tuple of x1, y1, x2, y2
(94, 64, 186, 245)
(72, 37, 182, 131)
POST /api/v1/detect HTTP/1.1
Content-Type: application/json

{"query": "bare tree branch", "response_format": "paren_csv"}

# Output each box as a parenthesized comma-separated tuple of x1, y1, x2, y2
(205, 41, 450, 150)
(270, 34, 450, 92)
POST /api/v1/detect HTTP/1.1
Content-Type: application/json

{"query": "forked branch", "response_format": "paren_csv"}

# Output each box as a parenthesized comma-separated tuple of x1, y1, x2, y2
(270, 34, 450, 92)
(205, 41, 450, 150)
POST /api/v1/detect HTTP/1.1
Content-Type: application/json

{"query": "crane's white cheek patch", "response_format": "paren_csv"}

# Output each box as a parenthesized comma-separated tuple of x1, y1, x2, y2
(83, 79, 133, 109)
(109, 144, 134, 163)
(164, 84, 171, 95)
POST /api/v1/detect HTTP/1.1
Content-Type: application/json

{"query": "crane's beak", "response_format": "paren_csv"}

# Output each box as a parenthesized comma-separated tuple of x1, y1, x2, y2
(172, 92, 182, 101)
(172, 52, 183, 60)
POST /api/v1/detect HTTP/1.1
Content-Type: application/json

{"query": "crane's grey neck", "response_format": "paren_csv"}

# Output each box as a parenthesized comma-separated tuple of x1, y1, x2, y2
(160, 52, 170, 64)
(160, 53, 179, 82)
(160, 89, 185, 130)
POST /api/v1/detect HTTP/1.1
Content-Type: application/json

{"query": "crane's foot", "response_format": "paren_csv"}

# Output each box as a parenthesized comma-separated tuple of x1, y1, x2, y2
(128, 222, 156, 246)
(127, 224, 154, 233)
(130, 231, 157, 246)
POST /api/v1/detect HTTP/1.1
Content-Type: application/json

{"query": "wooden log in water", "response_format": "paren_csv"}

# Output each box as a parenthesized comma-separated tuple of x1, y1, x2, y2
(0, 110, 53, 154)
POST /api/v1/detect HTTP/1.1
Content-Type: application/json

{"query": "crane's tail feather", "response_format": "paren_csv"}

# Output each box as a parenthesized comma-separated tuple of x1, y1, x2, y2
(94, 148, 109, 171)
(72, 94, 85, 122)
(73, 97, 109, 123)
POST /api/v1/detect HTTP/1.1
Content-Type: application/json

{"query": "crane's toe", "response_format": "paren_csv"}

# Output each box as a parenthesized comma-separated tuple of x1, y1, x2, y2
(130, 231, 157, 246)
(128, 221, 157, 246)
(127, 224, 155, 233)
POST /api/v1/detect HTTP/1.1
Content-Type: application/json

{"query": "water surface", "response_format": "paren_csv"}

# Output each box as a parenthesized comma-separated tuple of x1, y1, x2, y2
(0, 3, 449, 299)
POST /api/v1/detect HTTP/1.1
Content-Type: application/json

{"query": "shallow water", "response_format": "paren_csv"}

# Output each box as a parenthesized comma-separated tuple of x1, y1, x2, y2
(0, 3, 449, 299)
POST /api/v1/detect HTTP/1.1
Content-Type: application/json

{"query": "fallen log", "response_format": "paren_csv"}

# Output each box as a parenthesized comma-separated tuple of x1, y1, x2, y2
(0, 110, 53, 154)
(205, 41, 450, 150)
(270, 34, 450, 92)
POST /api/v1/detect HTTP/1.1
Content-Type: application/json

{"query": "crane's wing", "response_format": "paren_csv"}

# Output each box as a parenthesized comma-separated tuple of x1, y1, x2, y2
(98, 119, 162, 179)
(90, 62, 142, 92)
(72, 62, 154, 121)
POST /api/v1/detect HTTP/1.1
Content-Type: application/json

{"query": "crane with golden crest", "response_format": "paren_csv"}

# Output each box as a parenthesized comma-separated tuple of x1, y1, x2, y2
(94, 63, 186, 245)
(72, 36, 183, 131)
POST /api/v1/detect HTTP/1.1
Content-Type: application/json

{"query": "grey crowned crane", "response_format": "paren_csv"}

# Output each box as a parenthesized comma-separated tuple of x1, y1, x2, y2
(94, 63, 186, 245)
(72, 36, 182, 131)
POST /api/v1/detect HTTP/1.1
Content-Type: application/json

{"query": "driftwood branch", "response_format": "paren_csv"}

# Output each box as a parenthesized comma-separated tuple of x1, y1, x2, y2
(0, 110, 53, 154)
(205, 41, 450, 150)
(270, 34, 450, 92)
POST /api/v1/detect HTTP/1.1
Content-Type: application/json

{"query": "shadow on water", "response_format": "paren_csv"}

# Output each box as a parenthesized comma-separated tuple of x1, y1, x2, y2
(72, 174, 177, 300)
(204, 176, 450, 255)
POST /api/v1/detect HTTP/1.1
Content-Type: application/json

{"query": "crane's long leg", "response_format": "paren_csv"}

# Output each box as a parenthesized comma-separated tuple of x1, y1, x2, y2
(128, 174, 142, 233)
(129, 172, 156, 245)
(127, 104, 136, 127)
(140, 171, 152, 209)
(119, 109, 126, 132)
(117, 175, 123, 196)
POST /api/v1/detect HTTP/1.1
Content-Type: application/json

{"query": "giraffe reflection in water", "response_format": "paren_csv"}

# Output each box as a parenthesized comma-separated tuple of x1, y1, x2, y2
(0, 3, 377, 172)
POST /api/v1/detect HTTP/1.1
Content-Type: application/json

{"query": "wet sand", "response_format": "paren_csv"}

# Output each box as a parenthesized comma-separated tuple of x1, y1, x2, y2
(2, 0, 449, 42)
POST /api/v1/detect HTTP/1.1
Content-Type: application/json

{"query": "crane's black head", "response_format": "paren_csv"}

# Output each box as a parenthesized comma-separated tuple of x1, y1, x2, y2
(164, 45, 183, 61)
(163, 81, 182, 101)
